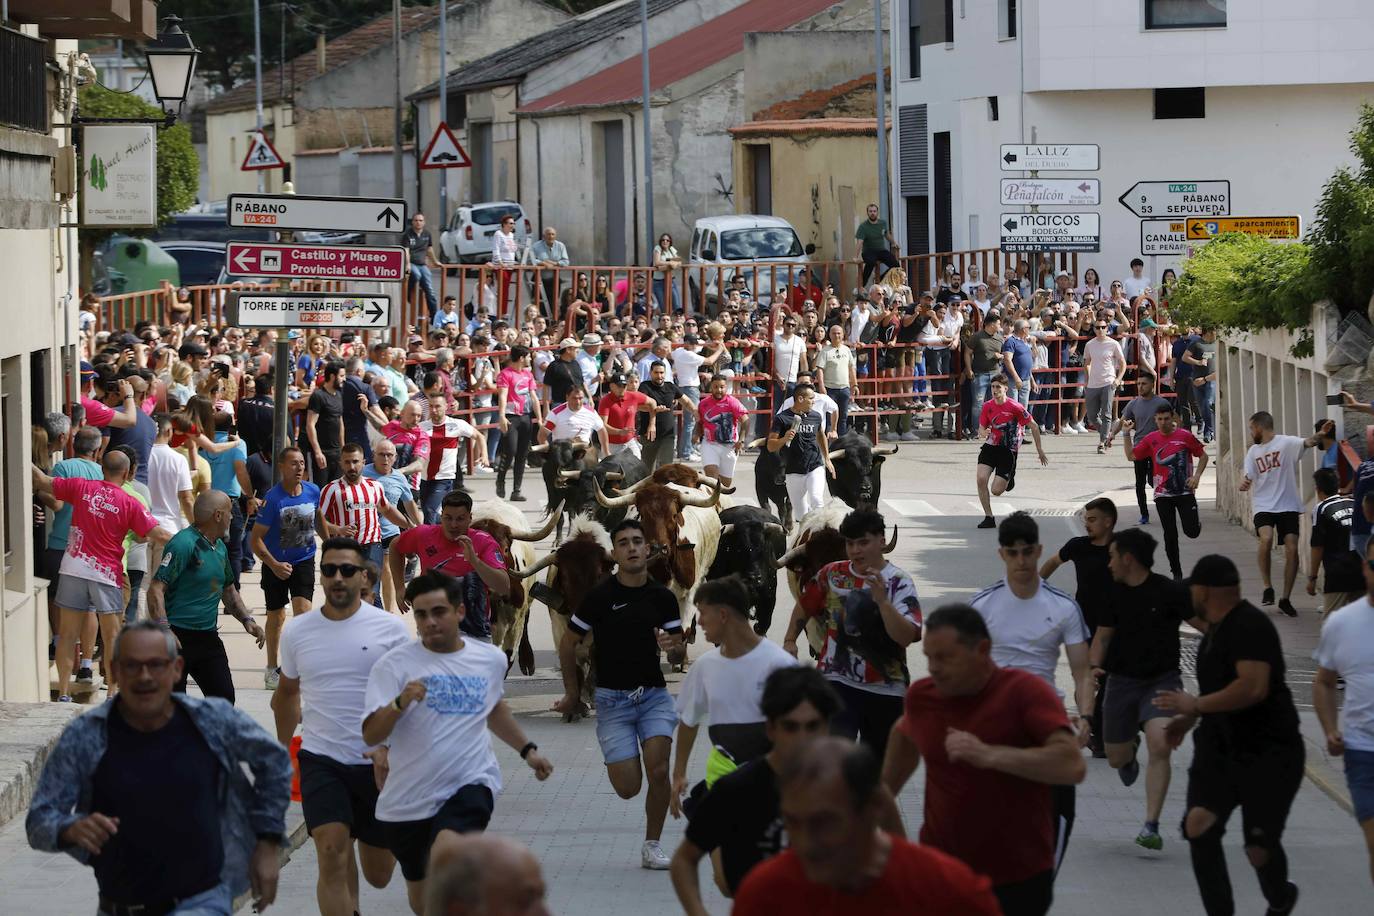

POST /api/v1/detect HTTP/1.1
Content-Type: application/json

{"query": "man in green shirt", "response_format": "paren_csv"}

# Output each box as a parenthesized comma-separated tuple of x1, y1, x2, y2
(148, 490, 265, 705)
(854, 203, 900, 286)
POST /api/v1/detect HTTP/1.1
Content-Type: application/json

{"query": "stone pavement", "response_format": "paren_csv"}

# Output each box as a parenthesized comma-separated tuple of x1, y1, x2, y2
(1, 432, 1368, 913)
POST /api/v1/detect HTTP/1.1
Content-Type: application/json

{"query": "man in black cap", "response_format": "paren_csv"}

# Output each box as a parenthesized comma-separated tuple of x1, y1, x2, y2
(1156, 554, 1303, 916)
(178, 341, 210, 387)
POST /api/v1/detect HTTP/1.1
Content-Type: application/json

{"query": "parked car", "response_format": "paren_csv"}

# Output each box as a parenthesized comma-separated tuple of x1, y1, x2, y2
(687, 214, 814, 313)
(158, 240, 229, 287)
(438, 200, 531, 264)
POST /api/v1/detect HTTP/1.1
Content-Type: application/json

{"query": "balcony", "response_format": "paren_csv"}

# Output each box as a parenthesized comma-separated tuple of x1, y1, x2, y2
(0, 27, 47, 134)
(6, 1, 158, 40)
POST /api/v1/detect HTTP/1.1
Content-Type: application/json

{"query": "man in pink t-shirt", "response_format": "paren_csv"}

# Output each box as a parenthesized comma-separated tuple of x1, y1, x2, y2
(975, 376, 1048, 529)
(78, 361, 138, 431)
(694, 374, 749, 487)
(376, 400, 430, 492)
(32, 449, 172, 700)
(385, 490, 508, 638)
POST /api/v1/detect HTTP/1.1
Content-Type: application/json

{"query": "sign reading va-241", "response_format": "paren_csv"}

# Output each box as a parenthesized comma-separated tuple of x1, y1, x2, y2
(227, 242, 407, 281)
(226, 193, 407, 234)
(1119, 180, 1230, 218)
(228, 292, 392, 329)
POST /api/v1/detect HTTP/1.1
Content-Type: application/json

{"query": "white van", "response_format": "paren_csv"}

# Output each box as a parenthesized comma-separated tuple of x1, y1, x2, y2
(687, 214, 813, 313)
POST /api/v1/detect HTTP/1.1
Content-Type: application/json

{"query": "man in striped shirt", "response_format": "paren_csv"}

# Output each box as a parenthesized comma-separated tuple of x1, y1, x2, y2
(320, 443, 411, 605)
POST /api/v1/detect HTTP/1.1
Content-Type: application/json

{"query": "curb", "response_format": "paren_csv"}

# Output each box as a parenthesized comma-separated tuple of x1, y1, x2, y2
(232, 805, 310, 914)
(1303, 736, 1354, 817)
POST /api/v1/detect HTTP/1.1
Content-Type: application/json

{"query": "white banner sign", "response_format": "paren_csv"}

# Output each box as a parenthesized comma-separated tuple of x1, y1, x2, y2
(228, 292, 392, 329)
(81, 124, 157, 228)
(1000, 178, 1101, 207)
(999, 213, 1101, 253)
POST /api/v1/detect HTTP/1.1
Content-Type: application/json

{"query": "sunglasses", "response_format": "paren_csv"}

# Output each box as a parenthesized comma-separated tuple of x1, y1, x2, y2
(320, 563, 363, 578)
(1095, 324, 1108, 329)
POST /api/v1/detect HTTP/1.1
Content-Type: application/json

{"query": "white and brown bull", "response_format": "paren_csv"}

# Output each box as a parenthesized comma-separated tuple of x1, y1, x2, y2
(470, 499, 560, 676)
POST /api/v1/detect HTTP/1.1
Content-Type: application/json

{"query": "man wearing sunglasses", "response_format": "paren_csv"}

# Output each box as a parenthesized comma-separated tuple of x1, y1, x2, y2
(1082, 319, 1126, 453)
(273, 537, 412, 916)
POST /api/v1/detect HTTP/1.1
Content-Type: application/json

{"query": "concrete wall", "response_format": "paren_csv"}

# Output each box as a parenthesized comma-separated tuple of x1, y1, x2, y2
(204, 103, 296, 202)
(740, 31, 880, 119)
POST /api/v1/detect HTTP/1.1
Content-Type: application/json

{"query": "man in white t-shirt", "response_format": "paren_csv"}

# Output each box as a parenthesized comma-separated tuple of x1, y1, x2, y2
(847, 295, 873, 346)
(1241, 411, 1331, 616)
(771, 315, 806, 406)
(1313, 545, 1374, 885)
(147, 414, 193, 532)
(272, 537, 411, 916)
(1082, 319, 1127, 448)
(362, 570, 552, 911)
(1122, 258, 1151, 301)
(970, 511, 1093, 875)
(671, 334, 711, 462)
(539, 387, 610, 454)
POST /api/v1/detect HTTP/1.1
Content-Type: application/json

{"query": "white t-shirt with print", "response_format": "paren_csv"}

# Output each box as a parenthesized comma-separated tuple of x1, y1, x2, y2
(544, 403, 605, 443)
(970, 579, 1089, 699)
(1244, 434, 1308, 515)
(1314, 597, 1374, 751)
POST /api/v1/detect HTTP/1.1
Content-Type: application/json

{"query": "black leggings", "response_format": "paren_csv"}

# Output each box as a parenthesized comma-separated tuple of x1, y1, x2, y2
(830, 680, 904, 761)
(1052, 783, 1075, 876)
(1134, 458, 1152, 518)
(994, 869, 1055, 916)
(498, 414, 532, 492)
(1156, 494, 1201, 577)
(171, 626, 236, 705)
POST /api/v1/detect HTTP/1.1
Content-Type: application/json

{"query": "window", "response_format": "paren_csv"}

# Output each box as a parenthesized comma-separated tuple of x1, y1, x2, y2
(1154, 87, 1206, 119)
(907, 0, 921, 78)
(944, 0, 954, 43)
(999, 0, 1017, 40)
(1145, 0, 1226, 30)
(445, 93, 466, 129)
(988, 96, 999, 121)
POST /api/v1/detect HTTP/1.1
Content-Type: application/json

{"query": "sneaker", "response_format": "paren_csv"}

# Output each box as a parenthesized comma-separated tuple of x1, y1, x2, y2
(641, 840, 671, 870)
(264, 666, 280, 690)
(1119, 757, 1140, 787)
(900, 431, 919, 442)
(1096, 444, 1105, 454)
(1139, 513, 1150, 525)
(882, 430, 900, 442)
(476, 465, 495, 474)
(1261, 587, 1276, 606)
(1004, 472, 1016, 493)
(1063, 424, 1079, 435)
(1135, 828, 1163, 851)
(57, 695, 72, 703)
(1074, 421, 1088, 433)
(76, 665, 93, 684)
(1278, 598, 1297, 618)
(1266, 882, 1299, 915)
(510, 491, 527, 503)
(977, 516, 997, 529)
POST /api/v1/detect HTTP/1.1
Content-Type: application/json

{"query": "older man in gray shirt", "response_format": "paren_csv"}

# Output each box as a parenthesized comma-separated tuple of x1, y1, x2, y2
(531, 227, 570, 313)
(1105, 374, 1172, 526)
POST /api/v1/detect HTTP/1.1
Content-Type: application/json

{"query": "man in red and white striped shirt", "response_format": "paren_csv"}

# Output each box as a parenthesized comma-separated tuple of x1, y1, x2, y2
(321, 443, 411, 605)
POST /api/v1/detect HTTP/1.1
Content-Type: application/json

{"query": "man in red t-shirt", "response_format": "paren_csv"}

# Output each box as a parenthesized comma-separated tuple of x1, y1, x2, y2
(1126, 402, 1208, 579)
(975, 375, 1048, 530)
(732, 737, 1000, 916)
(597, 372, 649, 459)
(881, 604, 1085, 916)
(79, 362, 138, 431)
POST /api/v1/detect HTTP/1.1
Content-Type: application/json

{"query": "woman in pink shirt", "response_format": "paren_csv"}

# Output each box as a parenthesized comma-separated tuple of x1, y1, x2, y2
(495, 345, 542, 501)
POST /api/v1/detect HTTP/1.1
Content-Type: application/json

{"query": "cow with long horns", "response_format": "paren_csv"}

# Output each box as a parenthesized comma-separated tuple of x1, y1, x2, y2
(530, 437, 599, 541)
(471, 499, 560, 675)
(548, 449, 651, 534)
(706, 505, 788, 633)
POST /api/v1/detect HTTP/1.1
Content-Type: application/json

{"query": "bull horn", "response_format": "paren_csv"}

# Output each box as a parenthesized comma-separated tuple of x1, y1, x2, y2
(696, 471, 736, 495)
(827, 448, 847, 460)
(594, 480, 637, 509)
(509, 507, 561, 543)
(775, 543, 806, 568)
(746, 437, 766, 450)
(559, 468, 582, 480)
(618, 476, 652, 495)
(604, 471, 624, 482)
(874, 444, 899, 456)
(720, 523, 735, 538)
(884, 527, 899, 553)
(511, 553, 557, 580)
(529, 443, 550, 454)
(678, 479, 720, 509)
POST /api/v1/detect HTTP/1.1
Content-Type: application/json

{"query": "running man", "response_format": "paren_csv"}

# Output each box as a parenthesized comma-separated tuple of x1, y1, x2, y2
(363, 440, 422, 612)
(1240, 411, 1332, 616)
(768, 383, 834, 519)
(320, 442, 411, 605)
(273, 537, 411, 916)
(597, 371, 649, 459)
(975, 375, 1048, 530)
(554, 519, 685, 870)
(694, 374, 749, 489)
(364, 571, 553, 913)
(1105, 374, 1171, 525)
(1309, 467, 1364, 615)
(1127, 403, 1208, 580)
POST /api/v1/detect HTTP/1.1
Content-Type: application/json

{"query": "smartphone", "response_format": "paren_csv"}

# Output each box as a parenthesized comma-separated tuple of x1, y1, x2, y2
(1326, 393, 1344, 406)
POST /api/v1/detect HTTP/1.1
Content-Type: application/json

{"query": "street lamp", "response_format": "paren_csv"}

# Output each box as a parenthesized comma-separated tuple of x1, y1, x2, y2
(144, 15, 200, 119)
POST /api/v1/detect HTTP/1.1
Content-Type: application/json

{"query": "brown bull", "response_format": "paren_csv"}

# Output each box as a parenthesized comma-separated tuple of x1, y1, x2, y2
(618, 462, 737, 495)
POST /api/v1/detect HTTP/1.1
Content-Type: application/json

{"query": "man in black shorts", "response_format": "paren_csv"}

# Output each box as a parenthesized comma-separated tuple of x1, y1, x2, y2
(1157, 555, 1304, 916)
(273, 537, 410, 916)
(975, 375, 1048, 529)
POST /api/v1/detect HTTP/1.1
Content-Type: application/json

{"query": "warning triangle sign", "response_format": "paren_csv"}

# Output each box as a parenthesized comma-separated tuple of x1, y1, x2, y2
(241, 130, 285, 171)
(420, 122, 471, 170)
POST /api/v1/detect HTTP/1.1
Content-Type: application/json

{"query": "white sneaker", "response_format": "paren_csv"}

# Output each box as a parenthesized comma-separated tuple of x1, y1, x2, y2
(1062, 423, 1078, 435)
(264, 666, 280, 690)
(881, 430, 900, 442)
(1074, 421, 1088, 433)
(641, 840, 671, 870)
(476, 465, 495, 474)
(900, 431, 919, 441)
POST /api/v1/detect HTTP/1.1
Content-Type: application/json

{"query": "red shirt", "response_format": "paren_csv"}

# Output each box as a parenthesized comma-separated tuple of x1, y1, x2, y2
(597, 390, 647, 444)
(81, 395, 115, 428)
(979, 397, 1032, 451)
(1132, 428, 1205, 498)
(732, 834, 1000, 916)
(394, 524, 505, 578)
(896, 667, 1071, 885)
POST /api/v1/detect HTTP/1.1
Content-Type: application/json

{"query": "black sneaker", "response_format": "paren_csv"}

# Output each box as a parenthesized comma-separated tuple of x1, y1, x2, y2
(977, 517, 997, 529)
(76, 666, 93, 684)
(510, 491, 527, 503)
(496, 480, 506, 499)
(1119, 758, 1140, 787)
(1004, 471, 1016, 492)
(1278, 598, 1297, 618)
(1262, 587, 1276, 606)
(1265, 881, 1298, 915)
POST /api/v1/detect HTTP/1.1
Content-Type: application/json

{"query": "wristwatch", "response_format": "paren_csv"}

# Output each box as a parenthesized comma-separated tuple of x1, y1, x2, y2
(519, 741, 538, 760)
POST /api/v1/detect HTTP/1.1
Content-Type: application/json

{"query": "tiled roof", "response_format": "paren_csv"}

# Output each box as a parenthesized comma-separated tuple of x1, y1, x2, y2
(516, 0, 841, 115)
(751, 70, 886, 121)
(729, 117, 885, 137)
(408, 0, 697, 101)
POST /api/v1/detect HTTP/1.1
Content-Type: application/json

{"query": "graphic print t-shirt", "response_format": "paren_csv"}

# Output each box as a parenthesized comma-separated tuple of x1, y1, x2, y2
(771, 410, 824, 475)
(53, 477, 157, 588)
(979, 398, 1032, 452)
(1133, 428, 1205, 497)
(698, 394, 748, 445)
(802, 560, 922, 696)
(256, 482, 321, 564)
(365, 639, 507, 821)
(1244, 434, 1307, 514)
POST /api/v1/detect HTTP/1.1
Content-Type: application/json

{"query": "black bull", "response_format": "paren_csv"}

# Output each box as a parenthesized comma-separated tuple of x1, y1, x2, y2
(751, 430, 897, 526)
(534, 442, 649, 537)
(705, 505, 788, 632)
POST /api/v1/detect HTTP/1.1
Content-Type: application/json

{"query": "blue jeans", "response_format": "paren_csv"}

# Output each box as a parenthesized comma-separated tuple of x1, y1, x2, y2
(409, 264, 437, 318)
(911, 355, 928, 398)
(97, 883, 232, 916)
(1031, 370, 1054, 427)
(1345, 747, 1374, 823)
(653, 276, 681, 314)
(1194, 379, 1216, 438)
(678, 386, 700, 457)
(365, 541, 385, 605)
(830, 387, 851, 434)
(226, 500, 245, 590)
(972, 371, 997, 423)
(594, 686, 678, 764)
(1011, 379, 1031, 408)
(419, 478, 454, 524)
(122, 569, 144, 624)
(480, 408, 501, 463)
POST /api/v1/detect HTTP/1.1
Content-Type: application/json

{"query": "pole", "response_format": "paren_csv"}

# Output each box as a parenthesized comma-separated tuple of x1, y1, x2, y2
(271, 182, 297, 484)
(254, 0, 265, 194)
(639, 0, 654, 259)
(873, 0, 889, 227)
(393, 0, 404, 200)
(438, 0, 448, 227)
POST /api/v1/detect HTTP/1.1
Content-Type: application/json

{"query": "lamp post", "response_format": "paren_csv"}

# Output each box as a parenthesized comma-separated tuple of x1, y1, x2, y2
(143, 15, 200, 125)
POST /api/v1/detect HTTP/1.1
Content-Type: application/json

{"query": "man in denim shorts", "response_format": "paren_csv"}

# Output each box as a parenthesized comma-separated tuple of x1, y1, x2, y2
(555, 519, 685, 870)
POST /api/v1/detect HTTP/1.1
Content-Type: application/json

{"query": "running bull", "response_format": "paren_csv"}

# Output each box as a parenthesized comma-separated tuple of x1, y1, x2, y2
(706, 505, 787, 634)
(470, 499, 559, 676)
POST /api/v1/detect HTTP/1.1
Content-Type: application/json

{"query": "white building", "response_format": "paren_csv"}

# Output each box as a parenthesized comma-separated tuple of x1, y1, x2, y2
(888, 0, 1374, 282)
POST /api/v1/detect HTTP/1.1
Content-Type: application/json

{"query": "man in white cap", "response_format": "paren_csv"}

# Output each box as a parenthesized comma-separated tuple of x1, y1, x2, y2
(577, 333, 604, 399)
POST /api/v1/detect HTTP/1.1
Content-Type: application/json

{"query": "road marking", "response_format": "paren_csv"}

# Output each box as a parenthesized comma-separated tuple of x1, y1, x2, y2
(883, 499, 944, 517)
(970, 501, 1016, 515)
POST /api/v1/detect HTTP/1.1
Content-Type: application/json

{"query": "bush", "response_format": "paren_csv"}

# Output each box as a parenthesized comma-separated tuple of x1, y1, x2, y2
(1169, 232, 1316, 357)
(1307, 102, 1374, 314)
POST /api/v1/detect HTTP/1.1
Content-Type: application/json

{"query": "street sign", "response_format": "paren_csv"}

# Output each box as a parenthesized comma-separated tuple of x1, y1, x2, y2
(1185, 216, 1301, 240)
(228, 292, 391, 329)
(227, 242, 407, 281)
(420, 122, 472, 170)
(1118, 180, 1230, 218)
(1000, 178, 1100, 207)
(1140, 219, 1188, 256)
(999, 213, 1100, 253)
(226, 193, 407, 234)
(1000, 144, 1099, 172)
(241, 130, 285, 171)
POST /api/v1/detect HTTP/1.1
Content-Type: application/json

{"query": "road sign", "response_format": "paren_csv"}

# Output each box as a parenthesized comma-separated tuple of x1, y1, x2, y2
(1000, 178, 1100, 207)
(1119, 180, 1230, 218)
(1185, 216, 1301, 240)
(227, 242, 407, 281)
(1140, 219, 1188, 256)
(241, 131, 285, 171)
(1000, 144, 1099, 172)
(420, 122, 471, 170)
(999, 213, 1100, 253)
(226, 193, 407, 234)
(228, 292, 391, 329)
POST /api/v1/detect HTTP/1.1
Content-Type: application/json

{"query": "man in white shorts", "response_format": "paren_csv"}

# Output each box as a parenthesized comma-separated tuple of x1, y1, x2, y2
(767, 384, 834, 519)
(694, 374, 749, 487)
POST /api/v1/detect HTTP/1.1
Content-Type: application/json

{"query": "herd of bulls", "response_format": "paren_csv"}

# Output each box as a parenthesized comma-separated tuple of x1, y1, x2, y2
(469, 437, 901, 720)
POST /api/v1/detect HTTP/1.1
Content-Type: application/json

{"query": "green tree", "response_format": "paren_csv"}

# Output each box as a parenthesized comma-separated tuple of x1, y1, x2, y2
(1307, 102, 1374, 313)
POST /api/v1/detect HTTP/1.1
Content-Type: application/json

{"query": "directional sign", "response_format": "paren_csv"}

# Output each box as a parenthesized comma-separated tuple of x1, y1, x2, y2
(1140, 219, 1189, 257)
(227, 242, 407, 281)
(999, 213, 1100, 253)
(1000, 178, 1100, 207)
(1185, 216, 1301, 240)
(1119, 180, 1230, 218)
(1000, 144, 1099, 172)
(227, 292, 392, 329)
(226, 193, 407, 234)
(241, 130, 285, 171)
(420, 122, 472, 170)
